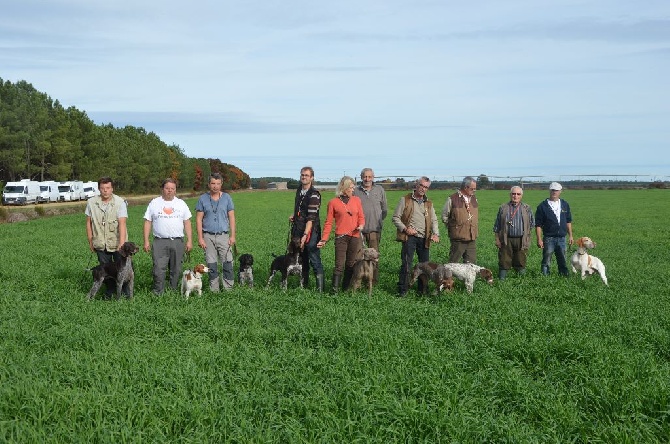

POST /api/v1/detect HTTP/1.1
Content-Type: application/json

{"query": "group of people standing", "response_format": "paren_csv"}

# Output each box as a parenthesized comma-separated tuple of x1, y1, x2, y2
(84, 171, 574, 298)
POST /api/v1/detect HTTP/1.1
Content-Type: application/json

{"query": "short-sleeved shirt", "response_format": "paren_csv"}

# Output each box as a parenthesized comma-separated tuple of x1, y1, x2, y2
(144, 196, 192, 238)
(195, 192, 234, 233)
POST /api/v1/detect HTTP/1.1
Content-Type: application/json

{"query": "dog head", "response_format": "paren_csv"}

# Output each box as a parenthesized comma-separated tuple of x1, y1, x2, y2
(576, 236, 596, 249)
(287, 236, 303, 255)
(439, 277, 455, 292)
(479, 268, 494, 285)
(192, 264, 209, 276)
(119, 242, 139, 257)
(239, 253, 254, 268)
(361, 247, 379, 262)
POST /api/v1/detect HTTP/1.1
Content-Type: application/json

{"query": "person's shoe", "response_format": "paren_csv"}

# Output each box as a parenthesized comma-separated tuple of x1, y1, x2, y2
(498, 269, 508, 281)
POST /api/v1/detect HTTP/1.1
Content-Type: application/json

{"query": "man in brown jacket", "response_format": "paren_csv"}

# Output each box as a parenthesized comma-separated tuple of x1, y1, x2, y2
(442, 176, 479, 264)
(392, 176, 440, 297)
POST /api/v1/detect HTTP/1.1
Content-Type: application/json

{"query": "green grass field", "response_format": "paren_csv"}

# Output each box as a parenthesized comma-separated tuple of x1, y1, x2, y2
(1, 188, 669, 442)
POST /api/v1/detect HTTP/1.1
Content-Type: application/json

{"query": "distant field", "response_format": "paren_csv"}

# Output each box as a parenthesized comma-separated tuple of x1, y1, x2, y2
(1, 189, 669, 442)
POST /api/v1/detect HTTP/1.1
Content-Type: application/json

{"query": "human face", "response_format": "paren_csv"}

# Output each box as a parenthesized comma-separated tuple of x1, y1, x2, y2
(343, 183, 355, 197)
(463, 181, 477, 196)
(549, 189, 561, 200)
(98, 182, 113, 201)
(361, 170, 374, 189)
(208, 178, 222, 194)
(510, 188, 522, 204)
(414, 180, 430, 198)
(161, 182, 177, 200)
(300, 169, 313, 188)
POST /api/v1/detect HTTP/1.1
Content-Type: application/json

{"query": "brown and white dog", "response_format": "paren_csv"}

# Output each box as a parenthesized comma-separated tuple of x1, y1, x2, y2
(181, 264, 210, 298)
(571, 236, 608, 285)
(442, 263, 494, 293)
(350, 247, 380, 296)
(409, 262, 455, 295)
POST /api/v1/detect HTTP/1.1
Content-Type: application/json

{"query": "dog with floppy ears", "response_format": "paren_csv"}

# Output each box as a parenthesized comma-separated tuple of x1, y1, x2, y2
(349, 247, 380, 296)
(237, 253, 255, 288)
(442, 263, 494, 294)
(181, 264, 210, 298)
(87, 241, 139, 300)
(409, 261, 455, 295)
(267, 237, 303, 290)
(571, 236, 608, 285)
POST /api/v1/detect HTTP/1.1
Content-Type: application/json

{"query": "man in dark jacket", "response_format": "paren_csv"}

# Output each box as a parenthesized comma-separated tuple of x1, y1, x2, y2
(535, 182, 573, 276)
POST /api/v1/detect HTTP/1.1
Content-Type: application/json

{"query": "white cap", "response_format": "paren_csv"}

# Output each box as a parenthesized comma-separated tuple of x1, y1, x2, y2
(549, 182, 563, 191)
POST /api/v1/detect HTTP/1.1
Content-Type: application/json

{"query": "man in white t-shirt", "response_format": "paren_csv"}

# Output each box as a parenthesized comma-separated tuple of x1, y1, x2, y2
(143, 178, 193, 294)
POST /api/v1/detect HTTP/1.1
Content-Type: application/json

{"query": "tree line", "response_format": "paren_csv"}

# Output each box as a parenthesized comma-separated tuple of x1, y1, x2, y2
(0, 78, 250, 193)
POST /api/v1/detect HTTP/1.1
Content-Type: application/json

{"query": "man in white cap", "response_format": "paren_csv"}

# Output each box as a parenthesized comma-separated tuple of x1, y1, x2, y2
(535, 182, 573, 276)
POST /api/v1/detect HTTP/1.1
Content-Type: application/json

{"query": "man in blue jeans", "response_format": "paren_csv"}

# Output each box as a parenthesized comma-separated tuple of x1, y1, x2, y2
(535, 182, 573, 276)
(290, 166, 324, 292)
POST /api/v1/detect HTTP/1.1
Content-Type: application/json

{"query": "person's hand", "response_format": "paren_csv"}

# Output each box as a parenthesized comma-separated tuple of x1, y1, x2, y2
(430, 234, 439, 243)
(316, 240, 326, 249)
(185, 240, 193, 252)
(537, 239, 544, 249)
(495, 239, 501, 249)
(356, 225, 364, 232)
(198, 238, 207, 249)
(143, 241, 151, 253)
(289, 215, 294, 223)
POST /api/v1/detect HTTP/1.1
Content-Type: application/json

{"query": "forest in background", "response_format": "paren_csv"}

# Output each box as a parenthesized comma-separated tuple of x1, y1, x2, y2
(0, 78, 250, 193)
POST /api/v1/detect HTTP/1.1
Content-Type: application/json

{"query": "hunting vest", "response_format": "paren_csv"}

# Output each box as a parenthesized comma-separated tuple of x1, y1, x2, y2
(396, 193, 434, 248)
(89, 194, 125, 251)
(447, 193, 479, 241)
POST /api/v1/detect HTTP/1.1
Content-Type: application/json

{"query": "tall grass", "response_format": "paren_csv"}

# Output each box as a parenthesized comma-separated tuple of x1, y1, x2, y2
(0, 189, 669, 442)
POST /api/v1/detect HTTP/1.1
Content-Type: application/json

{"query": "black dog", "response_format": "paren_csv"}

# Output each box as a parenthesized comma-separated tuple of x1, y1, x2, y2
(267, 237, 303, 290)
(238, 253, 255, 288)
(87, 242, 139, 300)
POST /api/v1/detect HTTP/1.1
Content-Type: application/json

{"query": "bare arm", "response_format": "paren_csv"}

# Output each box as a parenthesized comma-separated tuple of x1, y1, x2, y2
(228, 210, 236, 245)
(117, 217, 128, 249)
(86, 216, 94, 251)
(143, 220, 152, 252)
(184, 219, 193, 252)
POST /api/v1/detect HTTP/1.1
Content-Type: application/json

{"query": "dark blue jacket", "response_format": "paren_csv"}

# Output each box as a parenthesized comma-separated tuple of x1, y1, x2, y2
(535, 199, 572, 237)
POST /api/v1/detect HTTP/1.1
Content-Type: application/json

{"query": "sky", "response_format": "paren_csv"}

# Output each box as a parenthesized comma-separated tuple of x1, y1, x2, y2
(2, 0, 669, 182)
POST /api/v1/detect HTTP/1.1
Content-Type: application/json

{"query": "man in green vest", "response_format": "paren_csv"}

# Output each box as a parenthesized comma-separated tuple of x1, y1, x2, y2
(85, 177, 128, 298)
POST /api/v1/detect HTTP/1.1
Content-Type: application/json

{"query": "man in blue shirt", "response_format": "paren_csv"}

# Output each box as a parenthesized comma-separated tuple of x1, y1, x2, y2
(196, 173, 236, 292)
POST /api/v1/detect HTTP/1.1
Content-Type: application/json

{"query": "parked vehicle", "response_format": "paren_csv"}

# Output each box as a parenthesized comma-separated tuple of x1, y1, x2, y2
(38, 181, 60, 203)
(82, 181, 100, 199)
(2, 179, 41, 205)
(58, 181, 84, 201)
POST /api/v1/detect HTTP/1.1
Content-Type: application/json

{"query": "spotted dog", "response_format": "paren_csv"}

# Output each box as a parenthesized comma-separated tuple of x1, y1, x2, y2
(87, 242, 139, 300)
(267, 237, 303, 290)
(442, 263, 494, 294)
(409, 261, 455, 295)
(181, 264, 210, 299)
(237, 253, 255, 288)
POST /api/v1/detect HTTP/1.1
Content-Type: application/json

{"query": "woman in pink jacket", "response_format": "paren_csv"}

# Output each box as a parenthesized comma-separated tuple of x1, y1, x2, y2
(317, 176, 365, 292)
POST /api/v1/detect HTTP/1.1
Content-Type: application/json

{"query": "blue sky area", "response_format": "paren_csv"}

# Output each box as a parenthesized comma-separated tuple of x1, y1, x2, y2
(2, 0, 669, 181)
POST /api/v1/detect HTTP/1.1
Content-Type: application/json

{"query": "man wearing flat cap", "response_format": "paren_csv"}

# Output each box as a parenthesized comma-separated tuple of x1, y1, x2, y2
(535, 182, 573, 276)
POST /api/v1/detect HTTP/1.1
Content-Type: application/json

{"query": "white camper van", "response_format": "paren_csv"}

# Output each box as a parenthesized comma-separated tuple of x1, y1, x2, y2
(58, 181, 84, 201)
(38, 181, 60, 203)
(2, 179, 41, 205)
(82, 181, 100, 199)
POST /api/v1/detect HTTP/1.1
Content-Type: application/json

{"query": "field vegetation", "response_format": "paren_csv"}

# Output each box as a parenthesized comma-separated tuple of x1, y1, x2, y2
(1, 188, 669, 442)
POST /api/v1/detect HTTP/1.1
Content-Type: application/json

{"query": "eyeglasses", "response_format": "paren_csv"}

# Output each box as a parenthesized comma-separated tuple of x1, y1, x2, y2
(417, 183, 429, 189)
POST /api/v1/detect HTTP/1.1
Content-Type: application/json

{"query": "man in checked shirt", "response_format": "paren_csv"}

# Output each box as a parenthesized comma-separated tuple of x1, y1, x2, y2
(493, 186, 535, 280)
